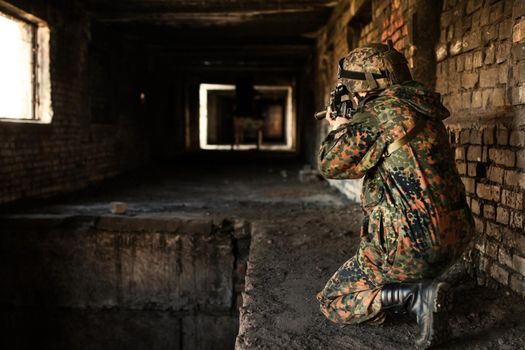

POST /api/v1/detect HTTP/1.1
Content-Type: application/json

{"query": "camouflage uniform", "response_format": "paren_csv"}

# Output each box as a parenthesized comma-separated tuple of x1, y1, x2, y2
(316, 80, 474, 325)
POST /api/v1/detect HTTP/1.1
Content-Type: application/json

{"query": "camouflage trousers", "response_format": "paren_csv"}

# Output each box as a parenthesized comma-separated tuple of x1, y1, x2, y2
(316, 256, 386, 325)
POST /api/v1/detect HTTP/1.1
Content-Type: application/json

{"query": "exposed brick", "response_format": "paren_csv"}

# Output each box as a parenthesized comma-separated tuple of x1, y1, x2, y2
(483, 203, 496, 220)
(482, 25, 497, 44)
(487, 165, 504, 184)
(486, 221, 502, 240)
(511, 211, 524, 229)
(489, 1, 504, 23)
(462, 176, 476, 194)
(496, 129, 509, 145)
(470, 197, 481, 215)
(468, 162, 477, 177)
(504, 170, 525, 189)
(476, 183, 501, 201)
(482, 88, 493, 109)
(456, 162, 467, 175)
(493, 87, 506, 107)
(510, 275, 525, 297)
(512, 254, 525, 275)
(480, 6, 491, 27)
(467, 145, 482, 161)
(455, 146, 466, 160)
(517, 150, 525, 169)
(464, 31, 482, 51)
(464, 52, 473, 70)
(512, 42, 525, 60)
(499, 19, 513, 38)
(510, 131, 525, 147)
(489, 148, 516, 167)
(473, 50, 484, 67)
(461, 71, 478, 88)
(470, 129, 482, 144)
(474, 216, 485, 234)
(496, 206, 510, 224)
(499, 248, 513, 268)
(513, 18, 525, 42)
(508, 231, 525, 252)
(479, 67, 499, 88)
(502, 189, 524, 210)
(471, 90, 482, 108)
(496, 41, 511, 64)
(484, 42, 495, 64)
(498, 63, 509, 84)
(466, 0, 482, 15)
(513, 1, 525, 19)
(490, 264, 509, 285)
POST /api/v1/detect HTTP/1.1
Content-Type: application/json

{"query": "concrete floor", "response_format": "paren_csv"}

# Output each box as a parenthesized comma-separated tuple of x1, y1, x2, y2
(3, 160, 525, 349)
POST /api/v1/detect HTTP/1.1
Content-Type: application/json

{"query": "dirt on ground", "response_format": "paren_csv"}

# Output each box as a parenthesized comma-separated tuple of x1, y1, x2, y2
(7, 161, 525, 349)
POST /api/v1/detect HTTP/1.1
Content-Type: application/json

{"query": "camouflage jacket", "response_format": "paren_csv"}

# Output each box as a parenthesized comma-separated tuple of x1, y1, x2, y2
(318, 80, 474, 282)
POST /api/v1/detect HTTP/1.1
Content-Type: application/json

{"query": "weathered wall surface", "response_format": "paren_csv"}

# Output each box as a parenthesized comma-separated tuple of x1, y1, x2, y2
(0, 1, 150, 205)
(436, 0, 525, 296)
(0, 214, 249, 349)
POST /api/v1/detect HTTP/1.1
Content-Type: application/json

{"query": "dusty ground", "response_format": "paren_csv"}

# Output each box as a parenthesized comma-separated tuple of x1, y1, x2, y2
(5, 160, 525, 349)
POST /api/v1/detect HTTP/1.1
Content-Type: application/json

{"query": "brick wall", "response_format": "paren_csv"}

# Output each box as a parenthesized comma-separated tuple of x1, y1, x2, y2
(436, 0, 525, 296)
(0, 1, 150, 205)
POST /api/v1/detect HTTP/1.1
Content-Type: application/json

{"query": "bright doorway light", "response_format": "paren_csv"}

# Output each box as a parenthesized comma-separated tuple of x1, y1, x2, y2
(199, 84, 295, 151)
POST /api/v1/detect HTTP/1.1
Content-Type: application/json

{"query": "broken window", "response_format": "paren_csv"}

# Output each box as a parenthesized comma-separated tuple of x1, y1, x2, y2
(0, 4, 52, 123)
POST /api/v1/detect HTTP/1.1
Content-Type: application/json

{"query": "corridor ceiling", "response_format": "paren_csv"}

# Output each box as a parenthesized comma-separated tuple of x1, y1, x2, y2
(79, 0, 338, 70)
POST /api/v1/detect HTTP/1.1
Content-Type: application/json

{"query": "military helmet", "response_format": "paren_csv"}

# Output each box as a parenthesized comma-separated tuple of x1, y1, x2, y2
(338, 42, 412, 93)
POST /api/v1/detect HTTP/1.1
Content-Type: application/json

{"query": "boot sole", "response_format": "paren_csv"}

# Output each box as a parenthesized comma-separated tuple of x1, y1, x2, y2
(415, 281, 451, 349)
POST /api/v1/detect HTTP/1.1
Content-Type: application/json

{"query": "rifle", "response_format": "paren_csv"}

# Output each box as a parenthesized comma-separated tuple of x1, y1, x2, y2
(314, 83, 355, 120)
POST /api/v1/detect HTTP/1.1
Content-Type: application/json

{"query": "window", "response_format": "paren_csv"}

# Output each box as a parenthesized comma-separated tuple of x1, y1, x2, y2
(0, 2, 52, 123)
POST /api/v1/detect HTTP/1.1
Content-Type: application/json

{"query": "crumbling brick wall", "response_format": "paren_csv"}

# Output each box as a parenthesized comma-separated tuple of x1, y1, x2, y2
(436, 0, 525, 296)
(0, 1, 149, 204)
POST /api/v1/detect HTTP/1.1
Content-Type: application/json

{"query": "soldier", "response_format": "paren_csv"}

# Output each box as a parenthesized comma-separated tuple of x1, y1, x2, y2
(315, 43, 474, 349)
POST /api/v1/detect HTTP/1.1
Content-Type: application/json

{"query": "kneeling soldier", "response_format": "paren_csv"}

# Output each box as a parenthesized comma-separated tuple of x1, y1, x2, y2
(316, 43, 474, 349)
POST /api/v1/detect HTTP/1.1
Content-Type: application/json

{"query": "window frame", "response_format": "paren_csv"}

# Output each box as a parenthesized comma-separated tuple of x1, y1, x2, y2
(0, 0, 52, 124)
